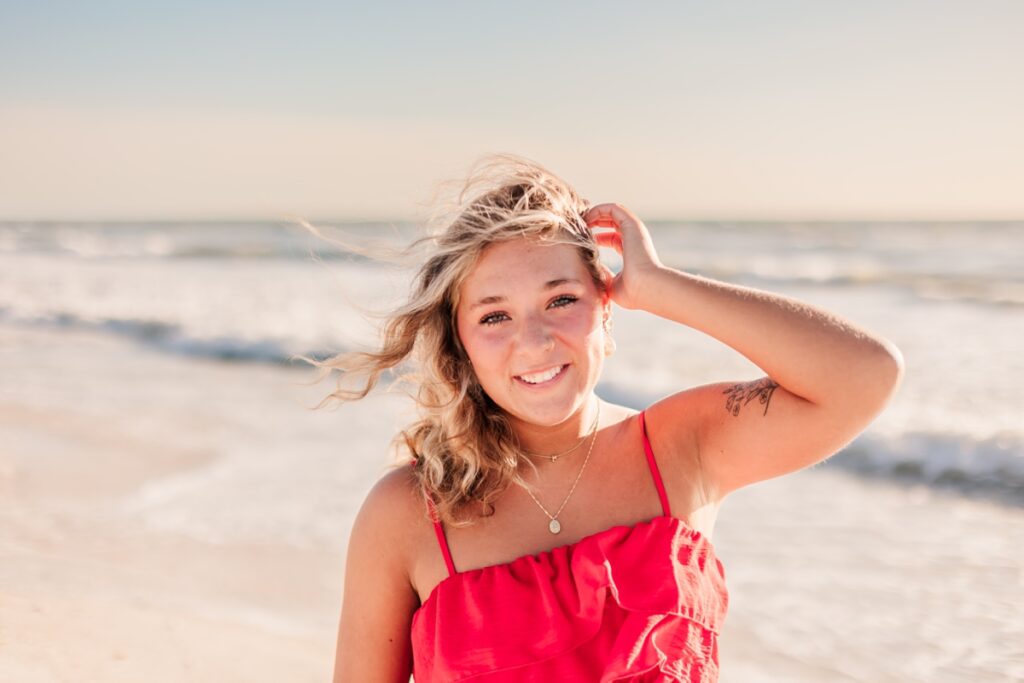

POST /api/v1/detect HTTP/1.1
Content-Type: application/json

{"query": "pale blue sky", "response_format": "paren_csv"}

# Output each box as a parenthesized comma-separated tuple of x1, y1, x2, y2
(1, 1, 1022, 220)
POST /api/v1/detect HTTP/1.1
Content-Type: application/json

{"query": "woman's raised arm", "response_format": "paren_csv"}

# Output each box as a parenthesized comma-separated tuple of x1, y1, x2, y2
(585, 203, 904, 500)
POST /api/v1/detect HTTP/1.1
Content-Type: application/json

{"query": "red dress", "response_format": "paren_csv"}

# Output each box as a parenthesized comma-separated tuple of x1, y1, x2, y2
(410, 411, 729, 682)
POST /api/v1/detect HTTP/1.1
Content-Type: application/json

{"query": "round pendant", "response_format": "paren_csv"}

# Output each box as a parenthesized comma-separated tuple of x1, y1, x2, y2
(549, 519, 561, 534)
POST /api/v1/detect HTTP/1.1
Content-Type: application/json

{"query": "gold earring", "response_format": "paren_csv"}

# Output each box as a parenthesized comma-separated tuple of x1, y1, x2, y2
(603, 318, 615, 355)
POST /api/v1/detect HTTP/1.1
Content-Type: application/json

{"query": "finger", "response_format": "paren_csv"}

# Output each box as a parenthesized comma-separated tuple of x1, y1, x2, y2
(583, 203, 620, 222)
(593, 231, 622, 252)
(583, 203, 641, 230)
(584, 213, 620, 229)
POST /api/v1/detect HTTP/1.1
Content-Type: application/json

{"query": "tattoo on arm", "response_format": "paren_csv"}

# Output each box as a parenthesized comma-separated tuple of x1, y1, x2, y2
(723, 378, 780, 417)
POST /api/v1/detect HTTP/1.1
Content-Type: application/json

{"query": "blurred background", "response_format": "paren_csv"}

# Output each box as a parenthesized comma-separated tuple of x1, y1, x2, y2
(1, 2, 1021, 682)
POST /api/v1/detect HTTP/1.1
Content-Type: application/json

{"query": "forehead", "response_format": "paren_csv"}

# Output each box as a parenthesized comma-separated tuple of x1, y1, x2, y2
(461, 239, 589, 294)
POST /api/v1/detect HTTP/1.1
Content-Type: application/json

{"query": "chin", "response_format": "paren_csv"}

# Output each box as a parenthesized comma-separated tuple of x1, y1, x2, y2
(507, 395, 588, 428)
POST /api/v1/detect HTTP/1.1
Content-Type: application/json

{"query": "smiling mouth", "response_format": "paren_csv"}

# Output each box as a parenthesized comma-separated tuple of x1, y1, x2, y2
(515, 364, 569, 385)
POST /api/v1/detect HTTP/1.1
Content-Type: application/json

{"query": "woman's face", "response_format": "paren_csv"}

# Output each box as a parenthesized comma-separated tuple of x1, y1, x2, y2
(455, 237, 609, 428)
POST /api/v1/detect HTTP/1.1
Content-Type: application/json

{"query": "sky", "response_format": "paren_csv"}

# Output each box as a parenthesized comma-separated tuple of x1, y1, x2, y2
(1, 0, 1022, 221)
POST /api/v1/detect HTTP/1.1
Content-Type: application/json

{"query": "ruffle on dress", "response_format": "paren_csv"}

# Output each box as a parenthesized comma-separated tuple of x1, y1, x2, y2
(411, 515, 728, 682)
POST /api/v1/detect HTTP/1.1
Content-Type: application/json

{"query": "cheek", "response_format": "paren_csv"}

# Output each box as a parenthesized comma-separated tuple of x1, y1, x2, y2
(560, 306, 602, 343)
(460, 326, 511, 369)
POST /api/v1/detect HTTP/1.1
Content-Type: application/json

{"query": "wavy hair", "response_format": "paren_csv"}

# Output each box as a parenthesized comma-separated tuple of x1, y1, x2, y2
(302, 154, 605, 527)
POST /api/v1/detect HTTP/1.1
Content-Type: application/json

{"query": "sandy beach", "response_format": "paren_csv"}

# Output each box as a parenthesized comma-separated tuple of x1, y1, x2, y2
(2, 322, 1022, 682)
(1, 325, 354, 682)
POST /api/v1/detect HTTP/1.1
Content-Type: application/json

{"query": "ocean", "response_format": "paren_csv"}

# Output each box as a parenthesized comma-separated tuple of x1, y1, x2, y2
(3, 219, 1021, 500)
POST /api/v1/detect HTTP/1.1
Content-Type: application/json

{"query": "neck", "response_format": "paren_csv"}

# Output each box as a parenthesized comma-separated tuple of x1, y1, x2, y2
(511, 396, 601, 461)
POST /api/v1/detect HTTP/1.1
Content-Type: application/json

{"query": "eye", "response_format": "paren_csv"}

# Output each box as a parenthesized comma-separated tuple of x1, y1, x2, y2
(477, 294, 577, 325)
(479, 311, 509, 326)
(549, 295, 578, 308)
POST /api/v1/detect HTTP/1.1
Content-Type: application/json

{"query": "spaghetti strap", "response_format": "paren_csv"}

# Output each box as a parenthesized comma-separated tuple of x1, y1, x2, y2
(411, 459, 458, 577)
(638, 410, 672, 517)
(425, 490, 458, 577)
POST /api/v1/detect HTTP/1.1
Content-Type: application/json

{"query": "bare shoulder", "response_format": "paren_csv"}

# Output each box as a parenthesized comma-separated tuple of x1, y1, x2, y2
(347, 463, 432, 591)
(634, 392, 707, 504)
(333, 463, 423, 683)
(641, 382, 758, 503)
(641, 389, 703, 459)
(364, 462, 428, 530)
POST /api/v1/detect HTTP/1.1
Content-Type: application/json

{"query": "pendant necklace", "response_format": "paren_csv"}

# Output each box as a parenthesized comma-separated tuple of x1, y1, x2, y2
(521, 400, 601, 534)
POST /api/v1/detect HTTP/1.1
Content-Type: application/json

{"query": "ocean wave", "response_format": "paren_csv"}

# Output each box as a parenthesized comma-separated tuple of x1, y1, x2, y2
(0, 308, 338, 367)
(822, 431, 1024, 505)
(697, 266, 1024, 308)
(3, 307, 1022, 506)
(0, 222, 408, 261)
(5, 222, 1020, 307)
(598, 380, 1023, 506)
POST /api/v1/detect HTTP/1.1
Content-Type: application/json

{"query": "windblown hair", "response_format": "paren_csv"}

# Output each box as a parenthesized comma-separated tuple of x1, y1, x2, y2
(303, 154, 605, 527)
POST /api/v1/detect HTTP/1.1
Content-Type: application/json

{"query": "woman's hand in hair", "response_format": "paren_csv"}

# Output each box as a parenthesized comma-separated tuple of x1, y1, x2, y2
(583, 202, 664, 310)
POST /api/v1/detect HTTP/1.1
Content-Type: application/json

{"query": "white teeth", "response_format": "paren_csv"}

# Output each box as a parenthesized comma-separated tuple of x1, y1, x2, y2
(518, 365, 565, 384)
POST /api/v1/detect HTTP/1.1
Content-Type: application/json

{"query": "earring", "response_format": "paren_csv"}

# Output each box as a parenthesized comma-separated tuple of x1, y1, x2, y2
(603, 318, 616, 356)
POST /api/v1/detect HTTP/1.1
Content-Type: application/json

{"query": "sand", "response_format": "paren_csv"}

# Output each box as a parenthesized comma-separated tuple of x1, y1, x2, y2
(2, 324, 1021, 682)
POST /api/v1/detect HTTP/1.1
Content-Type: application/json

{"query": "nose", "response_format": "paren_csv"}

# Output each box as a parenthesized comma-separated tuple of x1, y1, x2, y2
(519, 312, 555, 352)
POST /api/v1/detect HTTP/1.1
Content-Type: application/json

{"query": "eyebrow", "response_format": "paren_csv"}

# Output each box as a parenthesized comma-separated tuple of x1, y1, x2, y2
(468, 278, 582, 310)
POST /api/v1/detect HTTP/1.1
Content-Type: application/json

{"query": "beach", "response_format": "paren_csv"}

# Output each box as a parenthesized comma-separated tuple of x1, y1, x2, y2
(1, 221, 1022, 682)
(1, 325, 347, 682)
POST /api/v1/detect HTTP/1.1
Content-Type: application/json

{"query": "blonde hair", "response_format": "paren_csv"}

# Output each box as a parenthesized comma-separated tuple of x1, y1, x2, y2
(303, 153, 605, 527)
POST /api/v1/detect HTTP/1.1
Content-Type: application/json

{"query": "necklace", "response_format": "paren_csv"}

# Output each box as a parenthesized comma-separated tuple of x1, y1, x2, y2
(521, 406, 601, 463)
(521, 400, 601, 534)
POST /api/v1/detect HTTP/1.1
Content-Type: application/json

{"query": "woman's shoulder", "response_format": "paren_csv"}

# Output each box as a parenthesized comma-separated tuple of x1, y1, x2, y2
(642, 390, 704, 438)
(634, 392, 710, 502)
(360, 462, 430, 533)
(350, 462, 437, 578)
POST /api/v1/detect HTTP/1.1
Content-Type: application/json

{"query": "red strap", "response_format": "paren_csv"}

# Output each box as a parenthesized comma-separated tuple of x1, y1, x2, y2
(420, 474, 458, 577)
(426, 497, 457, 577)
(639, 411, 672, 517)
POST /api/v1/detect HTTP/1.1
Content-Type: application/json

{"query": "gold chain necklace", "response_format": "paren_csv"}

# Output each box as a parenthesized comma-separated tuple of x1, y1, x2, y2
(521, 406, 601, 463)
(521, 400, 601, 534)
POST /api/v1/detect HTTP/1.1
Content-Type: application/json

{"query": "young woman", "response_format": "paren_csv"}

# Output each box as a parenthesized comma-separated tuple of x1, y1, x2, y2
(324, 155, 903, 682)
